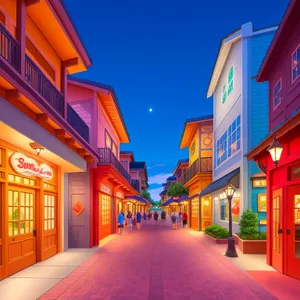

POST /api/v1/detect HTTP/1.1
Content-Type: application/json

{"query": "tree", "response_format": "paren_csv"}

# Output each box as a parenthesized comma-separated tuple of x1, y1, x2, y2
(167, 183, 188, 198)
(140, 190, 155, 205)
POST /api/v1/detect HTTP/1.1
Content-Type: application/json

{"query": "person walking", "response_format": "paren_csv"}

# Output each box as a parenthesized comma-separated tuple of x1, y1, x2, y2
(182, 211, 188, 228)
(161, 210, 166, 226)
(126, 211, 133, 231)
(177, 212, 182, 229)
(170, 211, 177, 230)
(154, 211, 159, 225)
(136, 211, 142, 230)
(147, 211, 152, 224)
(143, 211, 147, 223)
(117, 210, 125, 235)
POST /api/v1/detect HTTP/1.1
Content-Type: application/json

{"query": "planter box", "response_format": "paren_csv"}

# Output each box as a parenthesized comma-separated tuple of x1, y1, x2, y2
(204, 233, 228, 244)
(233, 234, 266, 254)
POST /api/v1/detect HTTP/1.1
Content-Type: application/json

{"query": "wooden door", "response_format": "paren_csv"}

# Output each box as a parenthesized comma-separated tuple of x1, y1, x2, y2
(99, 193, 111, 240)
(7, 187, 36, 276)
(271, 189, 283, 273)
(201, 196, 212, 230)
(43, 193, 57, 260)
(286, 185, 300, 280)
(191, 197, 200, 231)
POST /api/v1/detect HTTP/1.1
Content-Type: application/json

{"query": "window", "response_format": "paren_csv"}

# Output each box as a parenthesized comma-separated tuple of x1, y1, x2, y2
(44, 194, 55, 230)
(227, 67, 234, 96)
(112, 142, 118, 157)
(105, 130, 118, 157)
(220, 196, 240, 222)
(191, 198, 199, 218)
(222, 85, 227, 104)
(292, 45, 300, 83)
(228, 116, 241, 157)
(101, 194, 111, 225)
(253, 179, 266, 187)
(216, 115, 241, 167)
(220, 199, 227, 221)
(273, 79, 282, 110)
(190, 141, 196, 156)
(258, 194, 267, 212)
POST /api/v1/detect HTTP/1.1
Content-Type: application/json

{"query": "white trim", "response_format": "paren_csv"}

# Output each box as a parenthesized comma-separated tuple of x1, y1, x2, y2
(252, 26, 278, 36)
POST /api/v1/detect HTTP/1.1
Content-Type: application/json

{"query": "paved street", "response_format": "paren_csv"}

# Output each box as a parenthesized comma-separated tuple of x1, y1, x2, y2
(39, 221, 277, 300)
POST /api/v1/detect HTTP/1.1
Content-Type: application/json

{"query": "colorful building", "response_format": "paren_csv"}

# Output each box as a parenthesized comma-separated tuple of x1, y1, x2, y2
(247, 0, 300, 280)
(0, 0, 98, 280)
(205, 23, 277, 234)
(67, 78, 147, 246)
(178, 116, 213, 231)
(160, 175, 177, 214)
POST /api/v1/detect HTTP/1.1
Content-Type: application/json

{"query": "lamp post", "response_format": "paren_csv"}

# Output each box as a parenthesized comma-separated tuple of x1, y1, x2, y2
(267, 137, 283, 167)
(224, 184, 238, 257)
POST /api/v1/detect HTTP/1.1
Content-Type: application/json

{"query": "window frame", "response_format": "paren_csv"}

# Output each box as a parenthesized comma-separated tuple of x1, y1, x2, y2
(227, 66, 234, 96)
(291, 44, 300, 84)
(273, 78, 282, 111)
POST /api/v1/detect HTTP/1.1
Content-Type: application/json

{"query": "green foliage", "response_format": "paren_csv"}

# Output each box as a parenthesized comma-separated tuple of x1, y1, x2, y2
(238, 209, 264, 240)
(167, 183, 189, 197)
(205, 224, 229, 239)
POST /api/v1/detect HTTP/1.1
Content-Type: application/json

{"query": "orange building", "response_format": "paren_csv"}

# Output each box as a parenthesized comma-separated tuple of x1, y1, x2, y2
(0, 0, 97, 280)
(178, 116, 213, 231)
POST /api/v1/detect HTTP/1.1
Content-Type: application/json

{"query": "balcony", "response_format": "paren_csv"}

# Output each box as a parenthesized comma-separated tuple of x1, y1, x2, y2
(178, 157, 212, 186)
(0, 24, 89, 143)
(99, 148, 140, 193)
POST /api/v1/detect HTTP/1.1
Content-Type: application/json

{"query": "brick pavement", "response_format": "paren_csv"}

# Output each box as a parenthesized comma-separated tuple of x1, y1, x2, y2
(40, 221, 277, 300)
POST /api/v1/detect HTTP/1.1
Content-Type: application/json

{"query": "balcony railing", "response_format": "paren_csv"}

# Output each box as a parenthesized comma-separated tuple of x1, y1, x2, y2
(178, 157, 212, 186)
(0, 24, 20, 72)
(99, 148, 139, 192)
(67, 104, 89, 142)
(25, 54, 64, 116)
(0, 24, 91, 144)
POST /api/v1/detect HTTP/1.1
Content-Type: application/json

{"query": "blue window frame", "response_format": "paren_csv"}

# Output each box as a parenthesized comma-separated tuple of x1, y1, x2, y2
(216, 131, 227, 166)
(273, 79, 281, 110)
(220, 199, 227, 221)
(292, 45, 300, 83)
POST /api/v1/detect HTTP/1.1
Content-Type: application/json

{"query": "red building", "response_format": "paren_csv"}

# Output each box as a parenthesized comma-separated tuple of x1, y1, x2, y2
(247, 0, 300, 280)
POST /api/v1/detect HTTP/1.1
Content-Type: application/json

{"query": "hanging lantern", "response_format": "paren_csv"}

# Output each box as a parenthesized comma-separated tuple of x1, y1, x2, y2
(232, 204, 240, 215)
(267, 137, 283, 167)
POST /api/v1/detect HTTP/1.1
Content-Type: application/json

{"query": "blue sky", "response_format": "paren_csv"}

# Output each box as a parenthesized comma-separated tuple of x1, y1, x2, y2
(64, 0, 288, 201)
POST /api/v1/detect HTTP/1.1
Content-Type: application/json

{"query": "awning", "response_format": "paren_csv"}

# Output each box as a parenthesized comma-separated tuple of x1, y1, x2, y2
(125, 195, 149, 204)
(162, 198, 176, 206)
(178, 195, 188, 203)
(199, 168, 240, 197)
(188, 194, 199, 200)
(250, 172, 266, 181)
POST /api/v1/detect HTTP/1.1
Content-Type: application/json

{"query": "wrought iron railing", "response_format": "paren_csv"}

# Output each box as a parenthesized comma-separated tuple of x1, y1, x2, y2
(67, 104, 90, 142)
(0, 24, 20, 71)
(25, 54, 64, 116)
(178, 157, 212, 186)
(99, 148, 140, 192)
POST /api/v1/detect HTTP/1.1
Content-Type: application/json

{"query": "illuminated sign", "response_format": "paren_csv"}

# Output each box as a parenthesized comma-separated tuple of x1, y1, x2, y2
(101, 184, 112, 195)
(10, 152, 53, 180)
(116, 192, 124, 199)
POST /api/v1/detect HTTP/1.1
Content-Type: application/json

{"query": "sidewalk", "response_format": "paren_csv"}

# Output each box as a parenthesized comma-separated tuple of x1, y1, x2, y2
(39, 222, 276, 300)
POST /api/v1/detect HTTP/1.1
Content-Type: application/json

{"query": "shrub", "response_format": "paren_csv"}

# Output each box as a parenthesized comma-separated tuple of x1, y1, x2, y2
(205, 224, 229, 239)
(239, 209, 259, 239)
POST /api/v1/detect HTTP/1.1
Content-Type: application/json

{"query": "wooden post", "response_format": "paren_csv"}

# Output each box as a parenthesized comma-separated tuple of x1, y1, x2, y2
(16, 0, 26, 77)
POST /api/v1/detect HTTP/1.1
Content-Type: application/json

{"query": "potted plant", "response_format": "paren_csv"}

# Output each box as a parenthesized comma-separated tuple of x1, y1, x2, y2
(204, 224, 229, 244)
(234, 209, 267, 254)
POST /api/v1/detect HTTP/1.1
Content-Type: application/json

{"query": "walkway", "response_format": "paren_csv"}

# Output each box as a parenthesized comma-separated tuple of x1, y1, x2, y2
(39, 222, 277, 300)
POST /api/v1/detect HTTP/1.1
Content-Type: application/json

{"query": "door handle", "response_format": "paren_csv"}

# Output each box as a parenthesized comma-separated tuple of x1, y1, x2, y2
(278, 228, 283, 234)
(286, 229, 291, 235)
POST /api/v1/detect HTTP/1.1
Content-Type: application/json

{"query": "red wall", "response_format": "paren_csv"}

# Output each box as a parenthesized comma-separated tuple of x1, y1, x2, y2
(268, 21, 300, 131)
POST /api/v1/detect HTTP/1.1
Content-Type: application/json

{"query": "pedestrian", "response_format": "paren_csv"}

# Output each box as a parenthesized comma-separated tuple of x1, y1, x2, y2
(143, 211, 147, 222)
(154, 211, 159, 225)
(177, 212, 182, 229)
(182, 211, 188, 228)
(170, 211, 177, 230)
(161, 210, 166, 226)
(117, 210, 125, 235)
(127, 211, 133, 231)
(147, 211, 152, 224)
(136, 211, 142, 230)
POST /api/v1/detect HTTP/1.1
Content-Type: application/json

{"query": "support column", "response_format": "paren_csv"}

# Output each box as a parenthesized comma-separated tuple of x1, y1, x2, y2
(16, 0, 26, 76)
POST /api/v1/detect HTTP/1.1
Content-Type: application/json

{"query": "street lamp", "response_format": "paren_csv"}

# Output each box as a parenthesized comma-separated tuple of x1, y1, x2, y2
(267, 137, 283, 168)
(224, 184, 238, 258)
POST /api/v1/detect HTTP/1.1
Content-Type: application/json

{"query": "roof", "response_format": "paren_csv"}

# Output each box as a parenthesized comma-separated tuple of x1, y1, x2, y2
(173, 158, 189, 174)
(200, 168, 240, 197)
(159, 190, 167, 196)
(167, 175, 177, 181)
(120, 151, 135, 162)
(207, 22, 277, 97)
(125, 195, 149, 204)
(180, 115, 213, 149)
(250, 172, 266, 180)
(129, 162, 148, 181)
(257, 0, 297, 82)
(67, 76, 130, 143)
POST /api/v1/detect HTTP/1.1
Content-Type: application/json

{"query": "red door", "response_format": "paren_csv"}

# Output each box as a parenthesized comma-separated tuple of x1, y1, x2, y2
(99, 193, 112, 240)
(271, 189, 283, 273)
(286, 185, 300, 280)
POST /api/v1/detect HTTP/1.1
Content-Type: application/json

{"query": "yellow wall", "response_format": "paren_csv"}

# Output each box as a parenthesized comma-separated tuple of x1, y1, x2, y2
(189, 127, 199, 165)
(200, 125, 213, 158)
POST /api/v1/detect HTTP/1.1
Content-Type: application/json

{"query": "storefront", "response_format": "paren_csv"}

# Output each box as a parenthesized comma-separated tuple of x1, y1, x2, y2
(0, 140, 61, 280)
(190, 195, 200, 231)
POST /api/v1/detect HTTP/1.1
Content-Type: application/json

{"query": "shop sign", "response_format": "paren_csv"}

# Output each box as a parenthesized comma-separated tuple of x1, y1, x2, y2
(116, 192, 124, 199)
(291, 164, 300, 181)
(10, 152, 53, 180)
(72, 201, 84, 216)
(101, 184, 112, 195)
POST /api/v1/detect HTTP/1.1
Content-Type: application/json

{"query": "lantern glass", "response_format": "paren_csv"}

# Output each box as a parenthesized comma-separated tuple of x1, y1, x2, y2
(224, 185, 236, 198)
(267, 138, 283, 166)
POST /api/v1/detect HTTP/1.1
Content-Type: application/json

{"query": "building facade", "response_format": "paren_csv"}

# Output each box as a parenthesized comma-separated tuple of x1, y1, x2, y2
(178, 116, 213, 231)
(0, 0, 97, 280)
(205, 23, 277, 234)
(247, 0, 300, 280)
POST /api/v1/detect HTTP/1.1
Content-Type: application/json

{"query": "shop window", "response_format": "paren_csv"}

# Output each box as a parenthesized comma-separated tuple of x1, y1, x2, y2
(101, 194, 111, 225)
(292, 45, 300, 83)
(191, 198, 199, 218)
(272, 196, 280, 252)
(8, 190, 34, 236)
(273, 79, 282, 110)
(26, 37, 56, 82)
(44, 182, 56, 191)
(44, 194, 55, 230)
(8, 174, 36, 186)
(220, 197, 240, 222)
(258, 194, 267, 212)
(253, 179, 266, 187)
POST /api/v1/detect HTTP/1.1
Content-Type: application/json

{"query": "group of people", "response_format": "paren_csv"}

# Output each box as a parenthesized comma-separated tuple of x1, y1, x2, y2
(117, 209, 188, 234)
